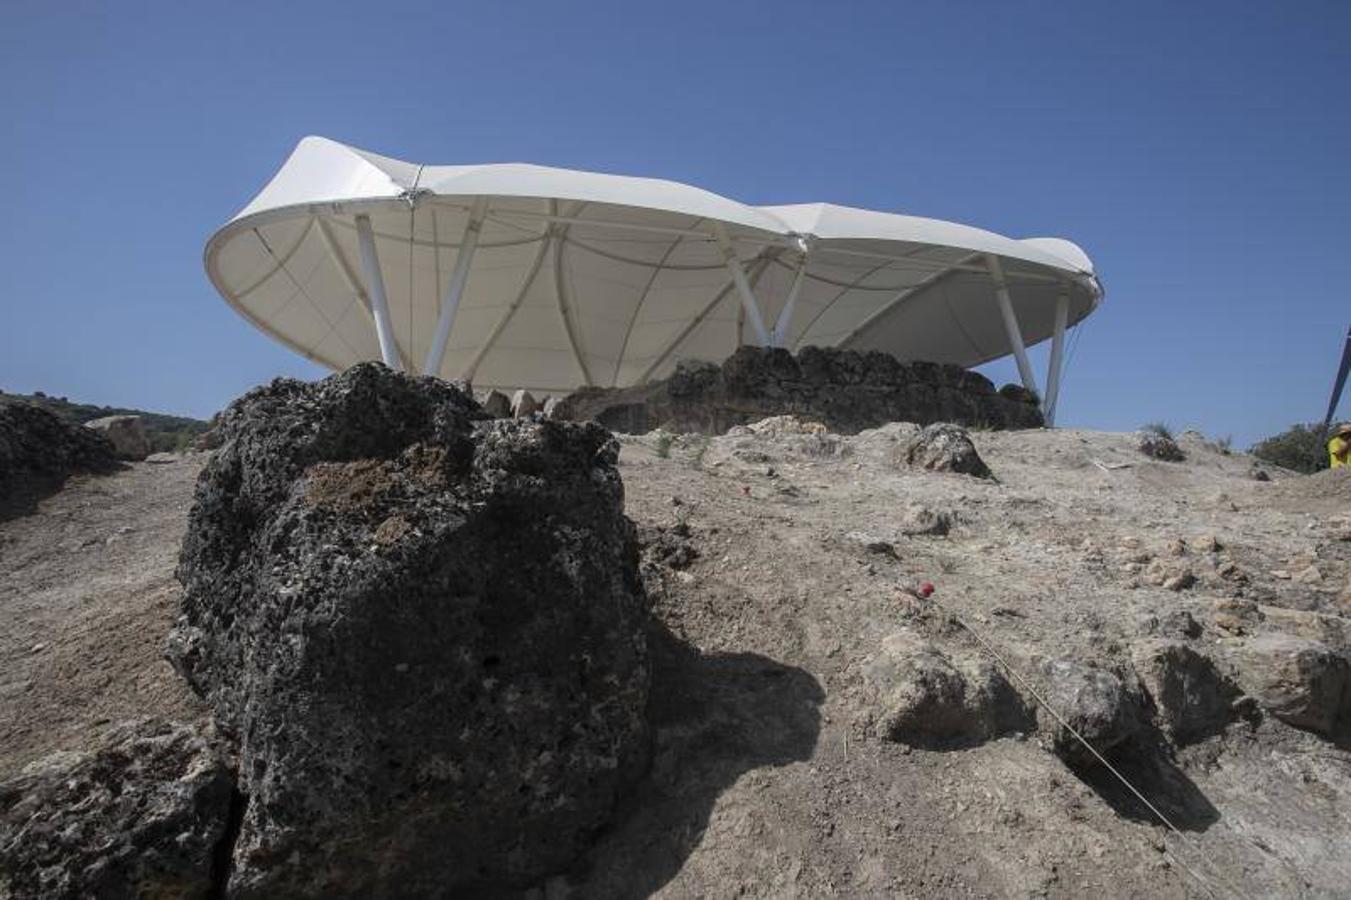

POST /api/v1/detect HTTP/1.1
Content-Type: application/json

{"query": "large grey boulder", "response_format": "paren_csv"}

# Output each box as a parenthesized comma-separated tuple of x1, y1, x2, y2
(1131, 640, 1240, 743)
(1232, 634, 1348, 735)
(1039, 660, 1143, 768)
(894, 423, 993, 479)
(0, 401, 117, 515)
(866, 632, 1030, 746)
(166, 363, 650, 897)
(84, 414, 151, 460)
(0, 718, 235, 900)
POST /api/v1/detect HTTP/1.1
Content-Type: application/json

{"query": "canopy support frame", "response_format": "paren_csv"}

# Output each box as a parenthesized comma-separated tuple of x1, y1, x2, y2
(354, 214, 404, 371)
(423, 199, 488, 376)
(713, 224, 772, 346)
(985, 254, 1039, 400)
(1043, 290, 1070, 426)
(639, 254, 773, 383)
(772, 240, 812, 348)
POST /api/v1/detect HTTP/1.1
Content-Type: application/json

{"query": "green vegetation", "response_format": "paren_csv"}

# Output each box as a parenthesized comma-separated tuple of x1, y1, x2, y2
(652, 432, 673, 459)
(1141, 421, 1175, 441)
(1250, 422, 1330, 474)
(0, 389, 211, 453)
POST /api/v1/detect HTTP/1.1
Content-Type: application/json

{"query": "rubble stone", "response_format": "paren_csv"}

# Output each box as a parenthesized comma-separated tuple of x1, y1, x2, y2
(0, 719, 235, 900)
(166, 363, 650, 896)
(550, 346, 1043, 435)
(894, 423, 993, 479)
(84, 415, 151, 461)
(1232, 634, 1349, 735)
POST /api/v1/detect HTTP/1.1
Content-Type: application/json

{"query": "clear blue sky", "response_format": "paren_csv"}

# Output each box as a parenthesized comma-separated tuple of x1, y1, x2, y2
(2, 1, 1347, 446)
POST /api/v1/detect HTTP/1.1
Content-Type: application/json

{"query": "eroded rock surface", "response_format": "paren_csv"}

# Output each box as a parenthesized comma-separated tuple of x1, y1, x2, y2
(552, 346, 1043, 435)
(0, 401, 118, 515)
(0, 718, 235, 900)
(867, 631, 1031, 747)
(166, 363, 650, 897)
(1232, 634, 1348, 735)
(894, 423, 993, 479)
(1039, 660, 1143, 768)
(480, 388, 511, 418)
(1131, 639, 1240, 743)
(85, 414, 151, 461)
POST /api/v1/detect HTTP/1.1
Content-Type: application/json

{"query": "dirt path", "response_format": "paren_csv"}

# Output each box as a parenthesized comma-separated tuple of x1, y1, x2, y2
(0, 456, 206, 780)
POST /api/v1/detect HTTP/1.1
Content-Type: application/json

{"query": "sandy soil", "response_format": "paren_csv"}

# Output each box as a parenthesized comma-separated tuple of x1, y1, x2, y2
(0, 457, 205, 779)
(3, 429, 1350, 898)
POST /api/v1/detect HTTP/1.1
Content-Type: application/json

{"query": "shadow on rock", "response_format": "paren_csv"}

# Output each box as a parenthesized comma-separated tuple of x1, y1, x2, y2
(566, 624, 824, 898)
(1069, 730, 1220, 833)
(0, 402, 124, 522)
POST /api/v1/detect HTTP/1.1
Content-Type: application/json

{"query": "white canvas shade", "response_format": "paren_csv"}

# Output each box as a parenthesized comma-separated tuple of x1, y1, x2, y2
(205, 137, 1103, 422)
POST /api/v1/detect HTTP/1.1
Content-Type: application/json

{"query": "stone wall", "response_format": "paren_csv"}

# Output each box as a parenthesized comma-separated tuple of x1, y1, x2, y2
(551, 346, 1043, 435)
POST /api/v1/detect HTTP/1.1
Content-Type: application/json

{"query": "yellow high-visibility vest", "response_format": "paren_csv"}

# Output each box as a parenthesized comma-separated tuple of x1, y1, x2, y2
(1331, 435, 1350, 468)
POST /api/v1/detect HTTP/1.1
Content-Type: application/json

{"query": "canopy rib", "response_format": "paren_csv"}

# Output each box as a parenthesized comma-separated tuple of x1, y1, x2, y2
(610, 226, 698, 386)
(462, 201, 559, 382)
(639, 253, 773, 384)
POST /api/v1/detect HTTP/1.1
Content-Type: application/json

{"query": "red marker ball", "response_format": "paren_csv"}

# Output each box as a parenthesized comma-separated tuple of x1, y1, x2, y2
(918, 582, 935, 598)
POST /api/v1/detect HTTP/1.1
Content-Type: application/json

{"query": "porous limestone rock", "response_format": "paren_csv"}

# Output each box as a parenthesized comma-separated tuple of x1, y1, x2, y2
(510, 388, 539, 418)
(1131, 639, 1240, 743)
(480, 389, 511, 419)
(1039, 659, 1143, 768)
(867, 631, 1031, 746)
(166, 363, 650, 897)
(0, 718, 235, 900)
(0, 401, 117, 512)
(550, 346, 1043, 435)
(894, 423, 993, 479)
(84, 415, 151, 461)
(898, 503, 952, 537)
(1232, 634, 1348, 735)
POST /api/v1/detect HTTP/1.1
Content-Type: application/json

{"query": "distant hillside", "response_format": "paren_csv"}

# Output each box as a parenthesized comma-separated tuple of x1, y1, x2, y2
(0, 390, 211, 453)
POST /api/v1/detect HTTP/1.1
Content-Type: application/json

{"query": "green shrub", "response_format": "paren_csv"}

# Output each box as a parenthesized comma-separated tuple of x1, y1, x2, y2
(1141, 421, 1175, 441)
(653, 432, 673, 459)
(1250, 423, 1330, 474)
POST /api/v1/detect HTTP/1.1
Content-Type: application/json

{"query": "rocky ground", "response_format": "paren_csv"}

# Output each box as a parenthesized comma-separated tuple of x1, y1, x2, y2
(3, 421, 1350, 898)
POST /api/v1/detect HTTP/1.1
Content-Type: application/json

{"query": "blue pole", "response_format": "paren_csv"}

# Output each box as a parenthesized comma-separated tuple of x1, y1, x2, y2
(1322, 326, 1351, 435)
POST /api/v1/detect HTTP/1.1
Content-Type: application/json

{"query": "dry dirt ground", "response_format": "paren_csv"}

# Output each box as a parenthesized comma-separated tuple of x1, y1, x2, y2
(3, 428, 1351, 898)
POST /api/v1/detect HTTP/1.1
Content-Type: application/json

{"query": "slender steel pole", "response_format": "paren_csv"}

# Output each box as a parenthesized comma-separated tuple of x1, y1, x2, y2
(773, 251, 810, 348)
(985, 254, 1039, 399)
(713, 223, 771, 346)
(354, 214, 404, 370)
(423, 199, 488, 376)
(1043, 291, 1070, 425)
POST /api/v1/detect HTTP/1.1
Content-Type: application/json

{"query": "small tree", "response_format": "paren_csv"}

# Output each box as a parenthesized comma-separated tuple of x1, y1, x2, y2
(1250, 423, 1330, 474)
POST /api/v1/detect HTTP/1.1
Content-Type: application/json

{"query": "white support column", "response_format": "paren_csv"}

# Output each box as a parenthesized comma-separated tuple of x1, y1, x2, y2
(713, 223, 771, 346)
(423, 199, 488, 376)
(772, 246, 810, 348)
(1043, 290, 1070, 426)
(354, 213, 403, 371)
(985, 254, 1039, 399)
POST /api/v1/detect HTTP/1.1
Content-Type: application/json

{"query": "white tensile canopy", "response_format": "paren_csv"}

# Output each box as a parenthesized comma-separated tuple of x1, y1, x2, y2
(205, 136, 1102, 423)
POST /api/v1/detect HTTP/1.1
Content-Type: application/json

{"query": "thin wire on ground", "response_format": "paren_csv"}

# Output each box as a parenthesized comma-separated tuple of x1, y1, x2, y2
(910, 590, 1250, 900)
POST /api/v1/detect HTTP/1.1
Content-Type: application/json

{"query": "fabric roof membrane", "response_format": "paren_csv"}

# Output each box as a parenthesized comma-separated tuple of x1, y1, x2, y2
(206, 136, 1102, 411)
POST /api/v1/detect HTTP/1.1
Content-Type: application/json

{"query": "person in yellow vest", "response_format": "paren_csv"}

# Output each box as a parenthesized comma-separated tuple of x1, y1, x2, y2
(1330, 423, 1351, 469)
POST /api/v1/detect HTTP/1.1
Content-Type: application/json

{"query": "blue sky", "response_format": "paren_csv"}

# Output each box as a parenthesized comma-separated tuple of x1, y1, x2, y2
(1, 1, 1347, 446)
